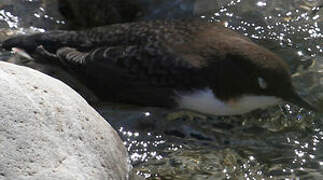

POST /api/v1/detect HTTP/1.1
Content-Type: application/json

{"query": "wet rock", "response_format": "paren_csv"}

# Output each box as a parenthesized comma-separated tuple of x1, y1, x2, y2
(193, 0, 220, 15)
(57, 0, 222, 29)
(58, 0, 140, 29)
(0, 61, 130, 179)
(135, 0, 196, 21)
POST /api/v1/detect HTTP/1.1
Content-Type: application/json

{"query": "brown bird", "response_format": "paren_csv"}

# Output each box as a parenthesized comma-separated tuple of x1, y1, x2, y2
(2, 20, 319, 115)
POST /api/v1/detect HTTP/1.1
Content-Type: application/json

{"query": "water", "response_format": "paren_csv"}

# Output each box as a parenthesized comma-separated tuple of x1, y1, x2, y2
(1, 0, 323, 179)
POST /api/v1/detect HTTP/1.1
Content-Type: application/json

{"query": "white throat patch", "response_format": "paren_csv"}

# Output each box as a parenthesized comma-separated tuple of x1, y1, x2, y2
(175, 88, 281, 116)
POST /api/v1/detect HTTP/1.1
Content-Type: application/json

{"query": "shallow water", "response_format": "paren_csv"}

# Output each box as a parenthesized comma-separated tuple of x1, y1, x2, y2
(1, 0, 323, 179)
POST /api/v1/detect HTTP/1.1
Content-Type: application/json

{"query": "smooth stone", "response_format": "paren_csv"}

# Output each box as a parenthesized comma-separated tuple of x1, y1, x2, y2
(0, 61, 130, 180)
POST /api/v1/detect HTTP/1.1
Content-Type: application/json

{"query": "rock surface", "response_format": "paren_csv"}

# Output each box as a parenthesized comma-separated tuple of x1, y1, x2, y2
(0, 61, 130, 180)
(6, 55, 99, 104)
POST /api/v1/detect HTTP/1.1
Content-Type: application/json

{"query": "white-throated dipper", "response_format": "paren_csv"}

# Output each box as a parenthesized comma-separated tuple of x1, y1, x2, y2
(2, 20, 319, 115)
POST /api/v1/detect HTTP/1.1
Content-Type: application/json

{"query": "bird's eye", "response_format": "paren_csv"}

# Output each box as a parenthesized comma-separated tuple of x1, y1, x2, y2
(257, 77, 267, 89)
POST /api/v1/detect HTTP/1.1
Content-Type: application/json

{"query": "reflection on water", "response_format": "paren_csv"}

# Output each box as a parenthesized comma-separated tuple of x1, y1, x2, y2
(0, 0, 64, 31)
(0, 10, 18, 28)
(1, 0, 323, 179)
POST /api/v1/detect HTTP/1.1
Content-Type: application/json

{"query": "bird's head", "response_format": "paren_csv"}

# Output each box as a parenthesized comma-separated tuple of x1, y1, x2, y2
(206, 46, 319, 114)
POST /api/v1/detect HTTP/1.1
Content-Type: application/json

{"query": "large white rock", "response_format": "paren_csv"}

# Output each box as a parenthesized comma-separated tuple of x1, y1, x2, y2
(0, 61, 130, 180)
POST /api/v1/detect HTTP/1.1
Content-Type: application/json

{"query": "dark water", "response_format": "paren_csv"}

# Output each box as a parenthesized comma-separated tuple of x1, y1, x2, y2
(1, 0, 323, 179)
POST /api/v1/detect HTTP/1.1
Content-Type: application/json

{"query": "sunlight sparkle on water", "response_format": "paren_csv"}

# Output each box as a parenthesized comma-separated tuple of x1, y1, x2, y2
(118, 127, 183, 163)
(0, 10, 19, 28)
(249, 156, 255, 161)
(223, 21, 229, 27)
(144, 112, 151, 117)
(256, 1, 267, 7)
(297, 51, 304, 56)
(312, 15, 320, 20)
(33, 13, 41, 18)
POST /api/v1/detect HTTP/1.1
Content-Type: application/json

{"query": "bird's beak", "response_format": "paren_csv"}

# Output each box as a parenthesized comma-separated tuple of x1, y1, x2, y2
(284, 91, 319, 112)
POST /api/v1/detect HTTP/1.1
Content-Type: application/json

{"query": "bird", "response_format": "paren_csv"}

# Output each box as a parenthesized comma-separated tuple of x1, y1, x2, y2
(1, 19, 319, 115)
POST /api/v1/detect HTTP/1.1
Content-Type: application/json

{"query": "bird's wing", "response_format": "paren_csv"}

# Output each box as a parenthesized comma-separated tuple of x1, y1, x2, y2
(2, 30, 208, 106)
(2, 30, 206, 87)
(56, 44, 206, 87)
(53, 44, 209, 107)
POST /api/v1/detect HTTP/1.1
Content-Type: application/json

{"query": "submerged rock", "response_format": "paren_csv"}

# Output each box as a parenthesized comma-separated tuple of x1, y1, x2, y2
(0, 61, 130, 179)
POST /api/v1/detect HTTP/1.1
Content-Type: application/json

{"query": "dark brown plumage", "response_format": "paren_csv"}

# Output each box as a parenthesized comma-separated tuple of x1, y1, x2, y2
(2, 20, 318, 114)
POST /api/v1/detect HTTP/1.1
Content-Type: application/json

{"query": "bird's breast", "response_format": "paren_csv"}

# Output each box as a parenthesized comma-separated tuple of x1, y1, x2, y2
(175, 88, 282, 115)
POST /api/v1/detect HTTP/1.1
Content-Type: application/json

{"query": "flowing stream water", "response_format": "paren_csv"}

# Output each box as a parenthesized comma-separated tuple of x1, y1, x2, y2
(1, 0, 323, 179)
